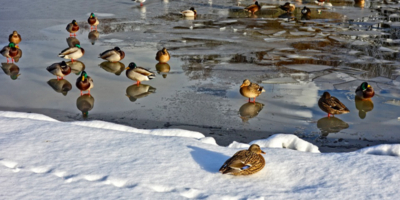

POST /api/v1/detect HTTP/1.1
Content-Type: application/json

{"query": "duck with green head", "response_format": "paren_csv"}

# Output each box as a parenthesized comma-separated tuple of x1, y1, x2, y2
(46, 61, 71, 80)
(59, 44, 85, 62)
(1, 43, 19, 63)
(76, 71, 93, 96)
(88, 13, 99, 30)
(66, 19, 79, 37)
(125, 62, 155, 85)
(355, 82, 374, 99)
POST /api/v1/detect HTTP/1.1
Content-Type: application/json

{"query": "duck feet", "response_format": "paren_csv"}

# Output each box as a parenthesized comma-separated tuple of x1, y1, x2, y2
(136, 81, 141, 85)
(6, 58, 9, 63)
(71, 58, 74, 63)
(140, 3, 143, 6)
(95, 26, 98, 30)
(74, 33, 77, 37)
(80, 91, 83, 96)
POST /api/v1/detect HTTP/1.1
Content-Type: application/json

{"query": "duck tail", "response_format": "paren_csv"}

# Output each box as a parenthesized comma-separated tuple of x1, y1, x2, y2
(148, 73, 156, 80)
(58, 54, 65, 58)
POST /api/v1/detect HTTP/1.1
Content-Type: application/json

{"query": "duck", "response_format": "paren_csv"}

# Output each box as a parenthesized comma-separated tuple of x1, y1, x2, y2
(355, 82, 374, 99)
(155, 47, 170, 63)
(219, 144, 266, 176)
(66, 20, 80, 37)
(0, 43, 19, 63)
(318, 92, 350, 117)
(126, 62, 155, 85)
(244, 1, 261, 15)
(76, 94, 95, 118)
(133, 0, 146, 6)
(240, 79, 265, 103)
(9, 31, 21, 44)
(88, 30, 100, 45)
(59, 44, 85, 62)
(181, 7, 197, 17)
(47, 79, 73, 96)
(126, 84, 156, 102)
(99, 47, 125, 62)
(76, 71, 94, 95)
(46, 61, 71, 80)
(87, 13, 99, 30)
(301, 6, 311, 17)
(280, 2, 296, 13)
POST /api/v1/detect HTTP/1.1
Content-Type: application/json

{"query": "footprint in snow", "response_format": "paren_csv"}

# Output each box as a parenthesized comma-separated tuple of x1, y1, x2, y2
(31, 166, 52, 174)
(0, 159, 21, 172)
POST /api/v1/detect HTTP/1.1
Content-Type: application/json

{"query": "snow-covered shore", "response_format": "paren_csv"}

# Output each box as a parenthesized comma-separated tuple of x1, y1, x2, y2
(0, 111, 399, 199)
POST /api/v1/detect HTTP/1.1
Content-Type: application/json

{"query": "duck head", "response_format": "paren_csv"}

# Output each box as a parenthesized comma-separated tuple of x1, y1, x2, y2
(240, 79, 251, 88)
(249, 144, 265, 154)
(322, 91, 331, 99)
(72, 20, 78, 25)
(360, 82, 371, 91)
(80, 71, 88, 81)
(90, 13, 95, 18)
(126, 62, 137, 70)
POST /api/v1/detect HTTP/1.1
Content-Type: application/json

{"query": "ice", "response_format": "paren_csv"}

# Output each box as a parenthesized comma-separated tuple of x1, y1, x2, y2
(282, 64, 332, 72)
(262, 77, 299, 84)
(86, 13, 114, 17)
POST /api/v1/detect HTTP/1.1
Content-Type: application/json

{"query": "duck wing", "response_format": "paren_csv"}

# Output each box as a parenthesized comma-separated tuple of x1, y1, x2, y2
(155, 50, 163, 61)
(59, 47, 79, 56)
(324, 97, 349, 111)
(99, 49, 116, 59)
(134, 67, 155, 76)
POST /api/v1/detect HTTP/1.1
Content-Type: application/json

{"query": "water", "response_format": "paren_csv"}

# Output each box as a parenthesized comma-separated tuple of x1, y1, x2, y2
(1, 0, 400, 152)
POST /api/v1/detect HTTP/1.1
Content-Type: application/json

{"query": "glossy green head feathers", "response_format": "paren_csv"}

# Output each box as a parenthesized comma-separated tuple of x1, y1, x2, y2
(128, 62, 137, 68)
(91, 13, 95, 18)
(361, 82, 368, 91)
(8, 43, 15, 48)
(75, 44, 81, 48)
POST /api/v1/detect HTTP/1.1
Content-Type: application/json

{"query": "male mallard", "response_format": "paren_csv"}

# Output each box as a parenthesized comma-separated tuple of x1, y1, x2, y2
(301, 6, 311, 17)
(88, 30, 100, 45)
(9, 31, 21, 44)
(88, 13, 99, 30)
(240, 79, 265, 103)
(76, 94, 95, 118)
(47, 79, 73, 96)
(155, 47, 170, 63)
(318, 92, 350, 117)
(219, 144, 266, 176)
(59, 44, 85, 62)
(244, 1, 261, 15)
(125, 62, 155, 85)
(1, 63, 20, 80)
(66, 20, 79, 37)
(46, 61, 71, 80)
(76, 71, 94, 95)
(280, 2, 295, 13)
(355, 82, 374, 99)
(99, 47, 125, 62)
(181, 7, 197, 17)
(1, 43, 19, 63)
(126, 84, 156, 102)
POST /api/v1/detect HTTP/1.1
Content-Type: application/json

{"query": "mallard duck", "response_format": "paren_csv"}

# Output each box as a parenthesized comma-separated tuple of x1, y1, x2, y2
(240, 79, 265, 103)
(280, 2, 295, 13)
(244, 1, 261, 15)
(88, 30, 100, 45)
(47, 79, 73, 96)
(76, 71, 94, 95)
(155, 62, 170, 78)
(355, 82, 374, 99)
(9, 31, 21, 44)
(66, 37, 80, 48)
(219, 144, 265, 176)
(0, 43, 19, 63)
(66, 20, 79, 37)
(318, 92, 350, 117)
(1, 63, 20, 80)
(239, 102, 264, 123)
(301, 6, 311, 17)
(355, 96, 374, 119)
(126, 84, 156, 102)
(46, 61, 71, 80)
(181, 7, 197, 17)
(87, 13, 99, 30)
(125, 62, 155, 85)
(99, 61, 125, 76)
(133, 0, 146, 6)
(76, 94, 95, 118)
(155, 47, 170, 63)
(59, 44, 85, 62)
(99, 47, 125, 62)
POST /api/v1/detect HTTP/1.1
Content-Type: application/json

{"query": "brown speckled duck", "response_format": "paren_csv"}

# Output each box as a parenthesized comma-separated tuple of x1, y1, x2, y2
(219, 144, 266, 176)
(355, 82, 374, 100)
(9, 31, 21, 44)
(240, 79, 265, 103)
(155, 47, 170, 63)
(244, 1, 261, 15)
(318, 92, 350, 117)
(66, 20, 79, 37)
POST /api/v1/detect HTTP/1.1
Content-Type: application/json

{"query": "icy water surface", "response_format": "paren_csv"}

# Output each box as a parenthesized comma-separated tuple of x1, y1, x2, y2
(1, 0, 400, 152)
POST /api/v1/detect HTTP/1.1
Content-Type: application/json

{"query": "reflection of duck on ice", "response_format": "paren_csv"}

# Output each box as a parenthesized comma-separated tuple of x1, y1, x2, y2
(76, 94, 95, 118)
(239, 102, 264, 123)
(317, 116, 349, 137)
(126, 84, 156, 102)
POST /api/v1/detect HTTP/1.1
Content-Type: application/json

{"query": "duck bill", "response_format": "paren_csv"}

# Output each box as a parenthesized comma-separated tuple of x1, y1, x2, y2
(82, 76, 85, 81)
(367, 85, 371, 88)
(125, 67, 130, 70)
(240, 83, 245, 88)
(261, 150, 266, 154)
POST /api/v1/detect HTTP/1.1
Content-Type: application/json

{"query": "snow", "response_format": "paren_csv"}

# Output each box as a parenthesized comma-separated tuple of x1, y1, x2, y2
(1, 111, 400, 199)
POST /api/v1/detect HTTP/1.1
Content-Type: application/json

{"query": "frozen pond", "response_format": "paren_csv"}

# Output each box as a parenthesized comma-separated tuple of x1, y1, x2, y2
(1, 0, 400, 152)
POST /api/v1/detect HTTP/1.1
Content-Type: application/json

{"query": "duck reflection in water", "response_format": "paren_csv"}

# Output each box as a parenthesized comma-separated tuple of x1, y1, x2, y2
(99, 61, 125, 76)
(278, 13, 295, 20)
(66, 60, 85, 75)
(1, 63, 20, 80)
(126, 84, 156, 102)
(66, 37, 80, 48)
(239, 102, 264, 123)
(76, 94, 95, 118)
(47, 79, 72, 96)
(355, 96, 374, 119)
(317, 116, 349, 137)
(155, 62, 170, 78)
(88, 30, 100, 45)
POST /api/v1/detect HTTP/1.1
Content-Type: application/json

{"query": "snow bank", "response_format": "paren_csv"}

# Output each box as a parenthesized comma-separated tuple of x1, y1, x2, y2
(357, 144, 400, 157)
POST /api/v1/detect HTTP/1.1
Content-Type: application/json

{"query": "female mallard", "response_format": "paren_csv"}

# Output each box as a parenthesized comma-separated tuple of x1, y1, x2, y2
(301, 6, 311, 17)
(126, 62, 155, 85)
(355, 82, 374, 99)
(280, 2, 295, 13)
(76, 71, 94, 95)
(66, 20, 79, 37)
(240, 79, 265, 103)
(219, 144, 266, 176)
(59, 44, 85, 62)
(46, 61, 71, 80)
(318, 92, 350, 117)
(87, 13, 99, 30)
(155, 47, 170, 63)
(99, 47, 125, 62)
(9, 31, 21, 44)
(1, 43, 19, 63)
(181, 7, 197, 17)
(244, 1, 261, 15)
